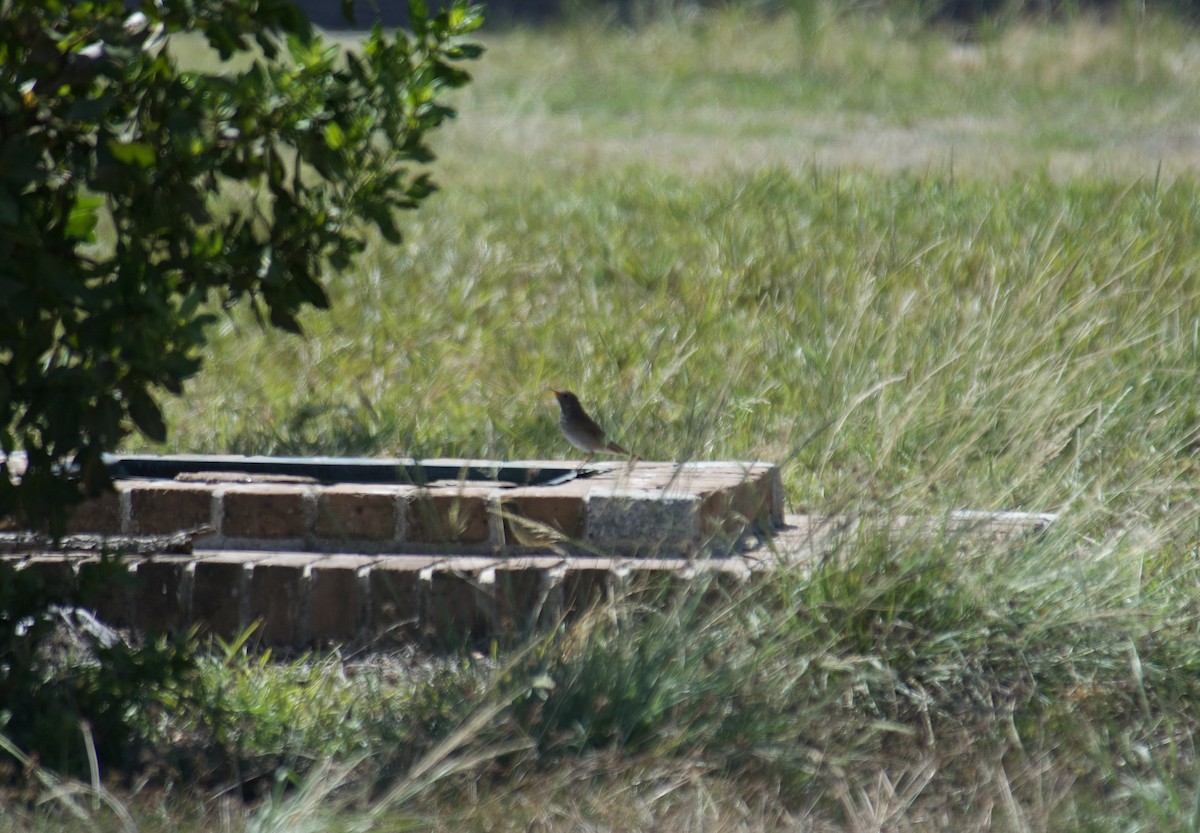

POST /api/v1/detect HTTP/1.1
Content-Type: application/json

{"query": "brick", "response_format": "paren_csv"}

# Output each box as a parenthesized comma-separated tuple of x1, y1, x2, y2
(691, 464, 783, 534)
(192, 557, 249, 640)
(673, 562, 749, 614)
(426, 569, 488, 641)
(500, 488, 586, 546)
(314, 485, 398, 541)
(78, 556, 139, 627)
(129, 481, 214, 535)
(66, 489, 123, 534)
(310, 556, 373, 645)
(700, 479, 771, 537)
(560, 565, 614, 617)
(134, 558, 191, 632)
(621, 566, 683, 606)
(407, 489, 490, 544)
(739, 465, 784, 526)
(761, 466, 786, 525)
(490, 567, 545, 633)
(221, 484, 311, 540)
(250, 557, 314, 647)
(737, 474, 774, 522)
(368, 560, 424, 636)
(19, 556, 77, 598)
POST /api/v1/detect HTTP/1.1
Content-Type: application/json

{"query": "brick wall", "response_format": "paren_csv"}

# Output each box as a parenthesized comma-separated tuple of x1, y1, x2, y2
(3, 457, 786, 646)
(7, 550, 758, 649)
(60, 460, 785, 557)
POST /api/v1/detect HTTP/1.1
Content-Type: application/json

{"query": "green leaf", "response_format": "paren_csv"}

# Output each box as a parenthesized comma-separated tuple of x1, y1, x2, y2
(126, 386, 167, 442)
(0, 0, 482, 539)
(431, 61, 471, 88)
(108, 140, 156, 168)
(65, 195, 104, 241)
(293, 274, 330, 309)
(408, 0, 430, 35)
(268, 304, 303, 334)
(0, 140, 44, 187)
(0, 188, 18, 226)
(66, 93, 118, 123)
(346, 52, 368, 85)
(406, 173, 438, 201)
(452, 4, 486, 33)
(446, 43, 485, 60)
(323, 122, 346, 150)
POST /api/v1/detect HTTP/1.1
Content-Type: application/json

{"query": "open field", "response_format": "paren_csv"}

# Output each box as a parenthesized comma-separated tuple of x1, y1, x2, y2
(7, 7, 1200, 832)
(429, 10, 1200, 181)
(155, 8, 1200, 514)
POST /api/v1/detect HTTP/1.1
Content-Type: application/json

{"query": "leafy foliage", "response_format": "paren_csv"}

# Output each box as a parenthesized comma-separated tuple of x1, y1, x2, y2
(0, 557, 198, 775)
(0, 0, 481, 778)
(0, 0, 483, 532)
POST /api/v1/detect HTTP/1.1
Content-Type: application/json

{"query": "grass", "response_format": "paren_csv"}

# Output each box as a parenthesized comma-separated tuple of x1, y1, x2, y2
(7, 4, 1200, 831)
(162, 169, 1200, 518)
(426, 7, 1200, 180)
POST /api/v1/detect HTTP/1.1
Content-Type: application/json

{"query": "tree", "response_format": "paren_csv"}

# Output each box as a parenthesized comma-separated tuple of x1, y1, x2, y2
(0, 0, 483, 533)
(0, 0, 482, 775)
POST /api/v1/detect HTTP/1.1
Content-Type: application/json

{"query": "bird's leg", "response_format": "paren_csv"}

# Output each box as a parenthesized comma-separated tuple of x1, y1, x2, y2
(574, 453, 595, 472)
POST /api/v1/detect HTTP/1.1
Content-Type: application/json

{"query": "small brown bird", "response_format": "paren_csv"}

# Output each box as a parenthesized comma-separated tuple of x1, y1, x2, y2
(552, 390, 631, 468)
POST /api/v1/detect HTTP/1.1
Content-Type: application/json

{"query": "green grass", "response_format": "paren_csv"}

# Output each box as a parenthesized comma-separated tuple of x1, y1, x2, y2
(160, 169, 1200, 520)
(8, 5, 1200, 831)
(152, 9, 1200, 518)
(425, 8, 1200, 180)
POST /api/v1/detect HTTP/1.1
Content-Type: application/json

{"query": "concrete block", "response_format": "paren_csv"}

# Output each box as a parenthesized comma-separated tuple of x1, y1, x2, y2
(585, 489, 701, 554)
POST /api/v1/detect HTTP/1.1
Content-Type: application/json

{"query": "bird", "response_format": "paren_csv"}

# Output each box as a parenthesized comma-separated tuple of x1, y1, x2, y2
(551, 390, 632, 469)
